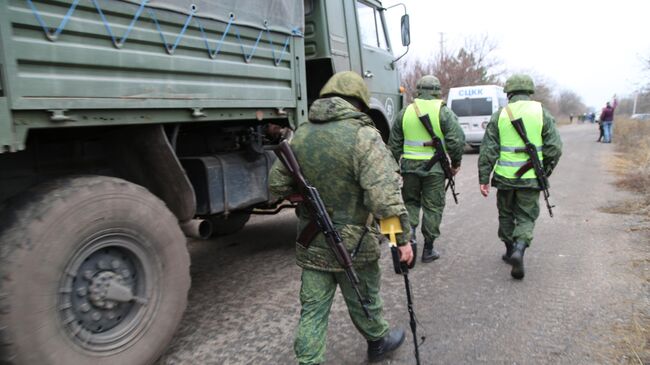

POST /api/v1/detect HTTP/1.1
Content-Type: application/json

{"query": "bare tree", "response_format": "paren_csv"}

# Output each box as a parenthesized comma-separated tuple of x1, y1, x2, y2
(399, 33, 502, 103)
(616, 97, 635, 115)
(525, 74, 559, 116)
(400, 58, 436, 103)
(626, 53, 650, 114)
(644, 54, 650, 83)
(556, 90, 586, 116)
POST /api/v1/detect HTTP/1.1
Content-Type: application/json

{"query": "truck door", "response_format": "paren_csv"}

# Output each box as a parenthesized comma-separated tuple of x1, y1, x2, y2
(356, 0, 399, 123)
(354, 1, 400, 124)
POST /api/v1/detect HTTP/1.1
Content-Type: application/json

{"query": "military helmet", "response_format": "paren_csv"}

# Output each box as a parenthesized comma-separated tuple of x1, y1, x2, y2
(319, 71, 370, 109)
(504, 74, 535, 94)
(416, 75, 441, 97)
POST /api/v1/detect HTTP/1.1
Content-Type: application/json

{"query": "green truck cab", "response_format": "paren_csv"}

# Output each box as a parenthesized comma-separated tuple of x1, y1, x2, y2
(0, 1, 408, 363)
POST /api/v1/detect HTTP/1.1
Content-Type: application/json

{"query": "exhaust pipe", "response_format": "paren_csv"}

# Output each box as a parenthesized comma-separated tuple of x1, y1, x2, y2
(180, 219, 213, 239)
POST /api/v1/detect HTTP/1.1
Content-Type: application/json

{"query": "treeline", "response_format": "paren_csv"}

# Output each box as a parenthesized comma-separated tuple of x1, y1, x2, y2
(617, 53, 650, 116)
(616, 93, 650, 115)
(399, 35, 650, 117)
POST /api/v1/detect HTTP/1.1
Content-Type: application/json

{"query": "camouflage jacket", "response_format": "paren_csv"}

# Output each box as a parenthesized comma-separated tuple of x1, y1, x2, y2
(387, 96, 465, 176)
(269, 97, 410, 272)
(478, 94, 563, 189)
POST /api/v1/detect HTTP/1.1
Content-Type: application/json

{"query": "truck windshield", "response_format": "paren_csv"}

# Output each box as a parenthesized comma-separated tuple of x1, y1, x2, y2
(451, 98, 493, 117)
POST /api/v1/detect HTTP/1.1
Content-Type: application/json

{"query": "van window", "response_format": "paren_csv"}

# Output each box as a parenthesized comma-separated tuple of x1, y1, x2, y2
(451, 98, 494, 117)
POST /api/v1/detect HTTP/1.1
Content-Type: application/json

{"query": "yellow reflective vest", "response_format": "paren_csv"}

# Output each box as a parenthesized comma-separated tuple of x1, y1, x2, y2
(494, 100, 544, 179)
(401, 99, 444, 160)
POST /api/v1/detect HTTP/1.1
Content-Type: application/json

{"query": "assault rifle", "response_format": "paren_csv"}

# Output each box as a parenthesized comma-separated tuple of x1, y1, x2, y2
(413, 104, 459, 204)
(507, 112, 554, 217)
(274, 140, 371, 319)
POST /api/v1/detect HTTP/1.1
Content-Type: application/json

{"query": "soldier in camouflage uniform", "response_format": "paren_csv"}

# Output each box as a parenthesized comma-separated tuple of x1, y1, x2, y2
(388, 75, 465, 262)
(269, 71, 413, 365)
(478, 74, 563, 279)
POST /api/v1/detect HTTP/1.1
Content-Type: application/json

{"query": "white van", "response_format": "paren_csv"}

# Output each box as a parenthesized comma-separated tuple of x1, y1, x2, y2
(447, 85, 507, 150)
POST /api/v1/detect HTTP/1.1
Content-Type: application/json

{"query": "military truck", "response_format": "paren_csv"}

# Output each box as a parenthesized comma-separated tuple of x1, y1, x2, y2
(0, 0, 409, 363)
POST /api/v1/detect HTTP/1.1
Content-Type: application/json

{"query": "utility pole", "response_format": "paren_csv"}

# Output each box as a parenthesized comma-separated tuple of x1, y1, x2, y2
(632, 92, 638, 115)
(438, 32, 445, 63)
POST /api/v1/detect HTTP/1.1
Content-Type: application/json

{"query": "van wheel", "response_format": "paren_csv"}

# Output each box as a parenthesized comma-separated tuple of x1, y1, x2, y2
(208, 213, 251, 236)
(0, 176, 190, 365)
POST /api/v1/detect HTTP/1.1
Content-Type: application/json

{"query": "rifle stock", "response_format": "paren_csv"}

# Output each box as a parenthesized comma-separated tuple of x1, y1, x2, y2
(274, 140, 372, 318)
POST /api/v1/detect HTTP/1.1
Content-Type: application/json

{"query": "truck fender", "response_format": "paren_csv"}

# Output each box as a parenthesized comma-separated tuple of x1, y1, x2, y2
(106, 125, 196, 222)
(368, 97, 391, 142)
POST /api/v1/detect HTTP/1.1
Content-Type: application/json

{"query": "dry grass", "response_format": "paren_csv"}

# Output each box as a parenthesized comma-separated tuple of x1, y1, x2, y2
(601, 118, 650, 364)
(605, 255, 650, 365)
(604, 119, 650, 218)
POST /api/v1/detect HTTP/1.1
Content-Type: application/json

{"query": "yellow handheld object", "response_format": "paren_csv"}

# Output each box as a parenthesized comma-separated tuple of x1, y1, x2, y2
(379, 216, 402, 247)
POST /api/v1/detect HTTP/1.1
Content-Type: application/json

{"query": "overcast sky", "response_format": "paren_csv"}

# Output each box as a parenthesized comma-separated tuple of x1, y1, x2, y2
(382, 0, 650, 109)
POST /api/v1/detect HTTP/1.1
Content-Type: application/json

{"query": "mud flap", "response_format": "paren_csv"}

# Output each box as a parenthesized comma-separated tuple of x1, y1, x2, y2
(107, 125, 196, 222)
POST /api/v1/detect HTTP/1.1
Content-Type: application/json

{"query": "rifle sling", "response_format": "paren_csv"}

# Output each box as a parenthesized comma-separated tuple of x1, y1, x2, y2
(424, 153, 443, 171)
(412, 102, 444, 171)
(298, 215, 374, 255)
(297, 219, 319, 248)
(514, 161, 534, 177)
(352, 215, 374, 259)
(504, 105, 534, 174)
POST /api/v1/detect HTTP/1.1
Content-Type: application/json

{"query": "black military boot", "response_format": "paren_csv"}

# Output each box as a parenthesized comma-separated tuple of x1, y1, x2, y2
(509, 241, 527, 279)
(422, 239, 440, 262)
(367, 328, 405, 363)
(502, 241, 514, 263)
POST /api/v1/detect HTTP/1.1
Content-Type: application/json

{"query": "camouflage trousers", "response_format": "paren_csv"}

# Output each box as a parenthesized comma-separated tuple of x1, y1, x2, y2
(294, 261, 389, 365)
(401, 172, 446, 242)
(496, 188, 540, 245)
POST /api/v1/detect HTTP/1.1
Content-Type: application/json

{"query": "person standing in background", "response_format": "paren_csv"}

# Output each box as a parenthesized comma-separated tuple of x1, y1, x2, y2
(597, 116, 605, 142)
(599, 97, 618, 143)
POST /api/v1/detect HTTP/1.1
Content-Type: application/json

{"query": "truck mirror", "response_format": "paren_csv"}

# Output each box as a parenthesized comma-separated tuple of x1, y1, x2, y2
(400, 14, 410, 47)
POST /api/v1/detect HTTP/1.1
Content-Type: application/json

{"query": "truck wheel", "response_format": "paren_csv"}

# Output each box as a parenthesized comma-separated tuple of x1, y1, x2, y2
(208, 213, 251, 236)
(0, 176, 190, 365)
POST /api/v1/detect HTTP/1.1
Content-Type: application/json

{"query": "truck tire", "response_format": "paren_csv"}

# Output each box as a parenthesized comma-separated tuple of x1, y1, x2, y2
(208, 213, 251, 236)
(0, 176, 190, 365)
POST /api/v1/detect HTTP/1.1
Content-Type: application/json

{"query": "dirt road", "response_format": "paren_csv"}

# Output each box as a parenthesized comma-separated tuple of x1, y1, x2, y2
(158, 123, 648, 365)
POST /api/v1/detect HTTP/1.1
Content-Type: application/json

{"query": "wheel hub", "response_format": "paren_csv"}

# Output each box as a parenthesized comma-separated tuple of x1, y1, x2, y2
(58, 236, 152, 350)
(88, 271, 128, 310)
